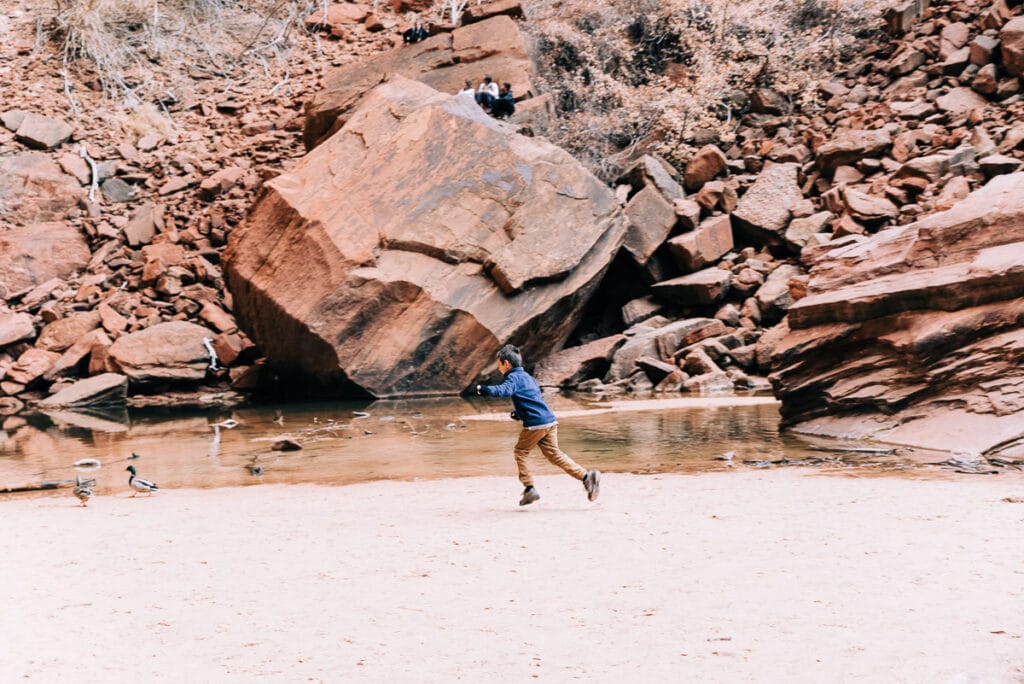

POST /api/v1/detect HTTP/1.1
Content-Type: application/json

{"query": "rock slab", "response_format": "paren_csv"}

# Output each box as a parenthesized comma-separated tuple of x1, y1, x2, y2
(771, 173, 1024, 456)
(38, 373, 128, 407)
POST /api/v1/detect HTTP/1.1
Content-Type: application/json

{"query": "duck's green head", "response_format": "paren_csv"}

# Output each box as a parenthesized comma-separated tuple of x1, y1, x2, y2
(126, 465, 137, 474)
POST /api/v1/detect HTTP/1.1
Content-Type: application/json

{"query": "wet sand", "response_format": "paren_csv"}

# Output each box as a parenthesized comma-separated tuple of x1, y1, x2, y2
(2, 470, 1023, 682)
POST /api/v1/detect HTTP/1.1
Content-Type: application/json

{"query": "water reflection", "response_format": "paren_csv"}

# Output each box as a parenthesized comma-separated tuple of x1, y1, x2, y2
(0, 394, 968, 498)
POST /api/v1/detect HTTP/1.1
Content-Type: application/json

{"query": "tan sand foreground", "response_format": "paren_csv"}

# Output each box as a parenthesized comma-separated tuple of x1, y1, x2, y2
(2, 470, 1023, 682)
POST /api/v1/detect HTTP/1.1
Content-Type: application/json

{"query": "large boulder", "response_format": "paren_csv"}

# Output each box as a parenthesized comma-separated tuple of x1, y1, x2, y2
(226, 77, 625, 398)
(107, 321, 215, 386)
(770, 173, 1024, 456)
(0, 223, 90, 300)
(0, 153, 84, 226)
(304, 15, 534, 149)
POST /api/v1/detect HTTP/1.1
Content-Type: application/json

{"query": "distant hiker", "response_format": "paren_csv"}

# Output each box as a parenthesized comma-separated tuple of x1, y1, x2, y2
(457, 79, 476, 99)
(475, 75, 499, 110)
(476, 344, 601, 506)
(491, 82, 516, 119)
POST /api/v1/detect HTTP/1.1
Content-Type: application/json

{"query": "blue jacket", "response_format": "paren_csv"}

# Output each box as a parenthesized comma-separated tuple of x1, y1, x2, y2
(481, 367, 557, 428)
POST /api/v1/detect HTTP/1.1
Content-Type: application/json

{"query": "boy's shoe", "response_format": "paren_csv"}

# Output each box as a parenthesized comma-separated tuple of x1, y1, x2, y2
(583, 470, 600, 502)
(519, 486, 540, 506)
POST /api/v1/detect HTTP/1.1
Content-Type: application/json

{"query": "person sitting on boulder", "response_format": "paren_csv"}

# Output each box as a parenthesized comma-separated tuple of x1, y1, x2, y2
(475, 75, 499, 110)
(491, 82, 516, 119)
(402, 22, 428, 43)
(457, 79, 476, 99)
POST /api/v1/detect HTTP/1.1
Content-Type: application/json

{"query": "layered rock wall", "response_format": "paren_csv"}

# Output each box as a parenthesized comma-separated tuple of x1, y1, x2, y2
(770, 173, 1024, 456)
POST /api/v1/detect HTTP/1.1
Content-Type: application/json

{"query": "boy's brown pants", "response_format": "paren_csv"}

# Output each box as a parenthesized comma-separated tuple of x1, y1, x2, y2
(513, 424, 586, 487)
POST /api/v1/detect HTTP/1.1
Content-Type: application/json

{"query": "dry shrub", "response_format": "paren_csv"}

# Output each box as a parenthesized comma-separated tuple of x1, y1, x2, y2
(117, 101, 180, 143)
(45, 0, 322, 107)
(525, 0, 890, 181)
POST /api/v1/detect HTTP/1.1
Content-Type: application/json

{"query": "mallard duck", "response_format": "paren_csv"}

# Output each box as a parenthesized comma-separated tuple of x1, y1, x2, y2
(125, 465, 158, 496)
(73, 476, 95, 506)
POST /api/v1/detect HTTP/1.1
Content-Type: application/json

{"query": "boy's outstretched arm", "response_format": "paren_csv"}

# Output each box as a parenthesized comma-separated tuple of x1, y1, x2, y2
(477, 374, 518, 398)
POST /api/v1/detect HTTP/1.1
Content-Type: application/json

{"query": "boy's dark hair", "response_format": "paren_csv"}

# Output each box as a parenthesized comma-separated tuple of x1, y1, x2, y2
(496, 344, 522, 368)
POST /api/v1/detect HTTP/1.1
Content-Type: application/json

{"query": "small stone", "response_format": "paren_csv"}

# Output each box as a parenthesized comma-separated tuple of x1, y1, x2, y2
(199, 302, 237, 333)
(136, 134, 161, 151)
(158, 175, 196, 195)
(101, 177, 135, 203)
(15, 112, 73, 149)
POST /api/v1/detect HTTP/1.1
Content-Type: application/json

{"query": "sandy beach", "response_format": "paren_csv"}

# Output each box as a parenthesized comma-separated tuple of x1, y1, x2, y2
(2, 470, 1023, 682)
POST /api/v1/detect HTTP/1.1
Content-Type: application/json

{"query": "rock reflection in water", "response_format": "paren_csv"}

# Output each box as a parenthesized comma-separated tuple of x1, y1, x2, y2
(0, 395, 932, 496)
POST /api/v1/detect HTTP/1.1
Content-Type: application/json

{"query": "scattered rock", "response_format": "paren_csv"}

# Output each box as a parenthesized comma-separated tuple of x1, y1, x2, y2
(683, 144, 728, 191)
(107, 321, 217, 386)
(100, 177, 135, 203)
(123, 203, 164, 247)
(6, 347, 61, 387)
(666, 215, 733, 272)
(0, 223, 89, 299)
(1003, 17, 1024, 77)
(0, 153, 84, 225)
(623, 186, 678, 265)
(35, 312, 102, 353)
(0, 312, 35, 347)
(935, 87, 989, 114)
(731, 163, 803, 247)
(622, 155, 685, 202)
(534, 335, 626, 387)
(37, 373, 128, 408)
(651, 268, 732, 307)
(14, 112, 73, 149)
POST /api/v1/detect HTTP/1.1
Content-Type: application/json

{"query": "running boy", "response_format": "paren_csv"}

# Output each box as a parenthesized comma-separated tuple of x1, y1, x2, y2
(476, 344, 600, 506)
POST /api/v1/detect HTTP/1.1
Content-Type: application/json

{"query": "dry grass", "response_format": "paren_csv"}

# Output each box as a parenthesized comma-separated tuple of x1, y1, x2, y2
(525, 0, 891, 181)
(44, 0, 322, 108)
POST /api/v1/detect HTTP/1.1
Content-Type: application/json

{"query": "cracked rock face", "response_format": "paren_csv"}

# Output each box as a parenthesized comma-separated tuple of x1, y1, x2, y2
(770, 172, 1024, 456)
(225, 76, 625, 398)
